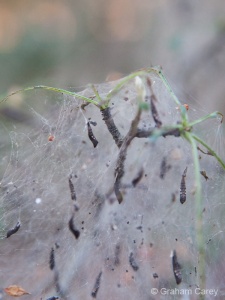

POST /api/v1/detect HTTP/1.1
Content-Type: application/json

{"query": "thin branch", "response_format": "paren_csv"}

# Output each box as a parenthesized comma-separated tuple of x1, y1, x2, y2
(114, 108, 142, 203)
(135, 127, 180, 138)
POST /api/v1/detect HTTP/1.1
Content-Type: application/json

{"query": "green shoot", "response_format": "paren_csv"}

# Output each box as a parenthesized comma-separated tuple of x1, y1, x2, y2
(188, 111, 223, 127)
(0, 85, 99, 106)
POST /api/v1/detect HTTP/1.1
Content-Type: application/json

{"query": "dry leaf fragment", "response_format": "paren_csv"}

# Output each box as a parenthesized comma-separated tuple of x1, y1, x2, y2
(4, 285, 30, 297)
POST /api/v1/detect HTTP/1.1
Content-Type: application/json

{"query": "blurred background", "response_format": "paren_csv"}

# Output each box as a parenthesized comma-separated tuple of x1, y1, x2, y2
(0, 0, 225, 114)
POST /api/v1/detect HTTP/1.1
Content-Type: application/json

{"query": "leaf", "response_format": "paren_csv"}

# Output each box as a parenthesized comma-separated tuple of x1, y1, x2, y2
(4, 285, 30, 297)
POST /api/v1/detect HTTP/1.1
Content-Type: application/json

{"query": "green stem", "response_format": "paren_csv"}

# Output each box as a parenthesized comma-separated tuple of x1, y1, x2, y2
(105, 69, 154, 105)
(192, 133, 225, 170)
(189, 111, 222, 127)
(185, 132, 205, 299)
(0, 85, 99, 106)
(152, 67, 188, 123)
(149, 124, 182, 140)
(91, 85, 102, 103)
(152, 67, 181, 106)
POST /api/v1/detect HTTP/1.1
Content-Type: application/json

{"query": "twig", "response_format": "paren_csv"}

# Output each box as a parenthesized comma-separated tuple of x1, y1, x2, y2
(114, 108, 142, 203)
(135, 127, 180, 138)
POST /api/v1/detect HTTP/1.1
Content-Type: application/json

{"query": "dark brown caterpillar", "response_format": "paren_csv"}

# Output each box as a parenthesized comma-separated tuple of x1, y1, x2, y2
(200, 170, 209, 181)
(68, 216, 80, 239)
(132, 168, 144, 186)
(69, 175, 76, 201)
(180, 167, 187, 204)
(147, 77, 162, 128)
(6, 221, 20, 238)
(91, 271, 102, 298)
(87, 121, 98, 148)
(172, 250, 182, 284)
(150, 95, 162, 128)
(129, 252, 139, 271)
(49, 247, 55, 270)
(160, 157, 171, 179)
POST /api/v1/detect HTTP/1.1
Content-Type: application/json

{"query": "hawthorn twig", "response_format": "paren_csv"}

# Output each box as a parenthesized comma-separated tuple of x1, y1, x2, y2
(114, 107, 142, 203)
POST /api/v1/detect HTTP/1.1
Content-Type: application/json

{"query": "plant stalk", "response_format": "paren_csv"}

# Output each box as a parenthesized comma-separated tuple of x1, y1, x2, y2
(185, 132, 206, 299)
